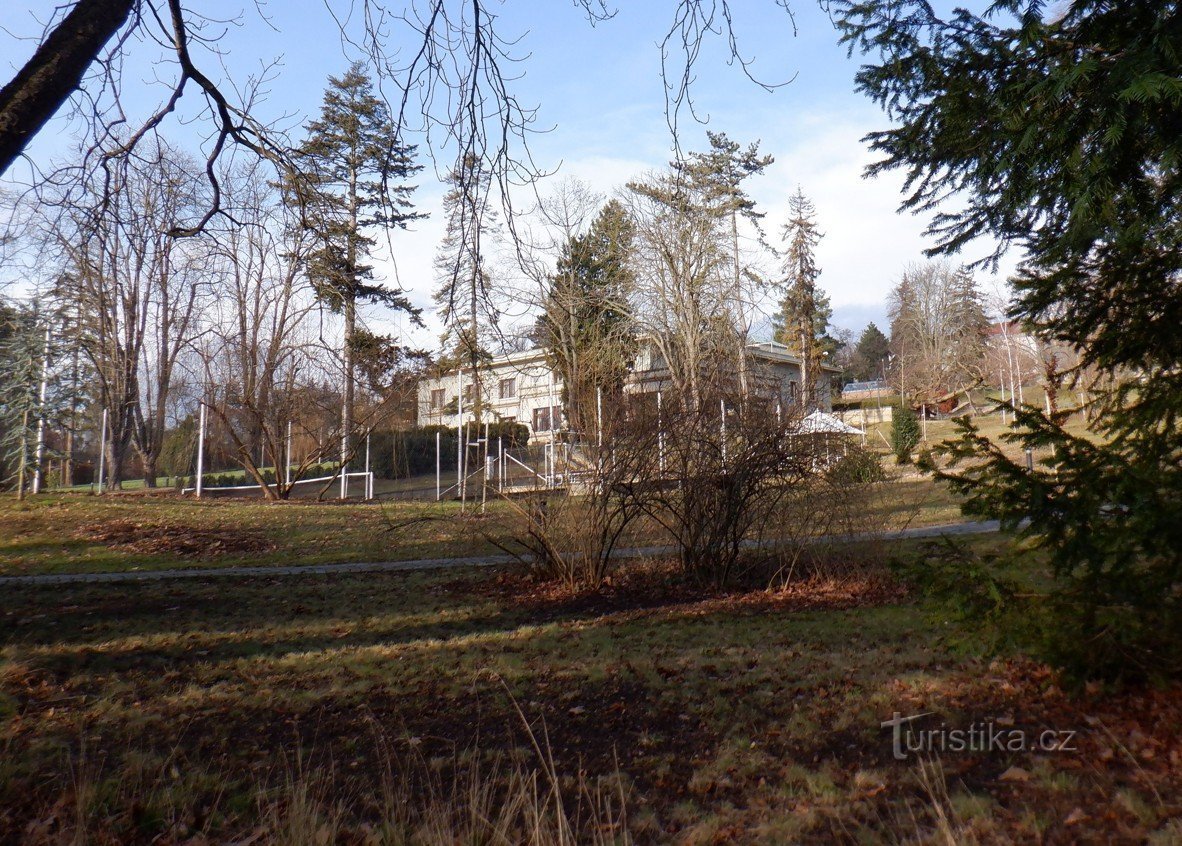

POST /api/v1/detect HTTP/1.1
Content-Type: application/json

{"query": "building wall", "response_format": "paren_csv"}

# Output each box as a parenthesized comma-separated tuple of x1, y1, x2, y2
(417, 342, 835, 435)
(417, 352, 565, 435)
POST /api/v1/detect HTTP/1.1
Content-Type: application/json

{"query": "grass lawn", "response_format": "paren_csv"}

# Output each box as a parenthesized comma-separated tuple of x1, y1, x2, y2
(1, 542, 1179, 843)
(0, 473, 970, 578)
(0, 495, 521, 577)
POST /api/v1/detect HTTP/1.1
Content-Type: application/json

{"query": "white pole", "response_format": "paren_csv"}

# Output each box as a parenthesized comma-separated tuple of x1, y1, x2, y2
(285, 420, 292, 487)
(922, 404, 928, 442)
(195, 402, 206, 499)
(435, 430, 441, 501)
(364, 433, 371, 500)
(720, 398, 727, 466)
(32, 326, 50, 494)
(596, 385, 603, 449)
(776, 394, 782, 427)
(547, 369, 556, 488)
(657, 389, 665, 476)
(498, 435, 503, 487)
(481, 420, 489, 513)
(999, 368, 1007, 425)
(340, 389, 348, 500)
(96, 407, 108, 494)
(456, 369, 463, 499)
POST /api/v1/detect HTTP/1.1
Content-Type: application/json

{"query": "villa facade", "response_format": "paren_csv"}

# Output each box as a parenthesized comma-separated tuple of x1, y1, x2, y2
(417, 341, 839, 436)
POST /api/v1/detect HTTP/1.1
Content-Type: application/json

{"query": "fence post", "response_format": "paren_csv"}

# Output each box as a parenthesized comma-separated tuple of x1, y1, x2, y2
(364, 433, 371, 500)
(96, 407, 108, 494)
(195, 402, 206, 499)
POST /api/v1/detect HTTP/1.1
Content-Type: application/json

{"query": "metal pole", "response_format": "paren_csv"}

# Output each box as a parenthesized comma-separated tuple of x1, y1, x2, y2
(657, 389, 665, 476)
(17, 409, 28, 501)
(547, 369, 556, 489)
(96, 407, 108, 494)
(435, 430, 441, 501)
(481, 420, 489, 513)
(364, 433, 371, 500)
(340, 387, 348, 501)
(195, 402, 206, 498)
(285, 420, 292, 487)
(596, 385, 603, 449)
(456, 369, 463, 504)
(922, 404, 928, 442)
(999, 368, 1007, 425)
(720, 398, 727, 466)
(32, 326, 51, 494)
(498, 435, 503, 488)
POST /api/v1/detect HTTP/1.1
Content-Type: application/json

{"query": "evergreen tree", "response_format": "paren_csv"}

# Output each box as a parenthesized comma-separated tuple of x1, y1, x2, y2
(539, 199, 637, 435)
(835, 0, 1182, 679)
(851, 322, 890, 382)
(294, 62, 423, 463)
(773, 188, 832, 406)
(891, 404, 921, 465)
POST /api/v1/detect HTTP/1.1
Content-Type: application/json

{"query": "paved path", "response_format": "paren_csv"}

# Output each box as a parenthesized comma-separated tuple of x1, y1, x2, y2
(0, 520, 1003, 587)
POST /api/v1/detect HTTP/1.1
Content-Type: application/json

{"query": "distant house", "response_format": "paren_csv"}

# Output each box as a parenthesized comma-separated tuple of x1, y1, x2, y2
(417, 339, 839, 436)
(840, 379, 891, 400)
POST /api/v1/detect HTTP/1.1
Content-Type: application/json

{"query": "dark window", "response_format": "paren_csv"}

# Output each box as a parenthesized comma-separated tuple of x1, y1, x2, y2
(498, 377, 516, 399)
(532, 405, 560, 432)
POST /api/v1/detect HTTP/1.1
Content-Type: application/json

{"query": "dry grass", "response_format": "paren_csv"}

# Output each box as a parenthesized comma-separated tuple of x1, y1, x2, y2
(2, 546, 1179, 843)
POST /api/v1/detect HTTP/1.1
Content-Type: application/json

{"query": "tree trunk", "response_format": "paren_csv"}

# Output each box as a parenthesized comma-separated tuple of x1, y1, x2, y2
(0, 0, 136, 174)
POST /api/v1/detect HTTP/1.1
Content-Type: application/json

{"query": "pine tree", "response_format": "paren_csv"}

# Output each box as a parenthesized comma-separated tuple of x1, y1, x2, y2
(774, 188, 831, 407)
(540, 200, 636, 435)
(294, 62, 423, 467)
(852, 322, 890, 382)
(684, 132, 773, 402)
(835, 0, 1182, 679)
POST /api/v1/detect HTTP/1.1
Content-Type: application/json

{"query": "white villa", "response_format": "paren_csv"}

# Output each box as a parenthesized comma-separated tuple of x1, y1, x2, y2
(417, 341, 839, 436)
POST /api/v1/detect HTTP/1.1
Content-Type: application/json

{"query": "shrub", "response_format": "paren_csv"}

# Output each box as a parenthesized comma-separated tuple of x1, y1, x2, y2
(891, 405, 921, 463)
(827, 446, 887, 485)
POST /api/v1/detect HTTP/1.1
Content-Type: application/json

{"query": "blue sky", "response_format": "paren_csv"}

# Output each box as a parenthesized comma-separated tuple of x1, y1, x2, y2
(1, 1, 1018, 345)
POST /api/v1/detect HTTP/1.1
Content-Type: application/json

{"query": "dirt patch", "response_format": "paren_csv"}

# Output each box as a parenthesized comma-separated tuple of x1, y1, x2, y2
(451, 560, 909, 621)
(76, 519, 275, 559)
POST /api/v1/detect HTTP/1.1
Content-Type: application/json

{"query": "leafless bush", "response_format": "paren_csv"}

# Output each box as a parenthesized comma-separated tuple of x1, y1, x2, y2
(497, 407, 651, 591)
(614, 388, 824, 586)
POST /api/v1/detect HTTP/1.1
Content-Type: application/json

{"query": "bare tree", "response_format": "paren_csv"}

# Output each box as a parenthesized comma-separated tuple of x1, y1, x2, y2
(43, 138, 208, 487)
(1, 2, 796, 239)
(887, 261, 989, 405)
(199, 161, 323, 499)
(625, 166, 736, 412)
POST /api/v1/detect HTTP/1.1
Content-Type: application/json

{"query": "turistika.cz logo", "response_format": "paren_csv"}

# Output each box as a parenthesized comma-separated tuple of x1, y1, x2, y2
(880, 712, 1079, 761)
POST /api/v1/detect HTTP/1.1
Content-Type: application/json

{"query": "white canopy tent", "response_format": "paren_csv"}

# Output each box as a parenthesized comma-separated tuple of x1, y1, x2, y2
(795, 410, 865, 436)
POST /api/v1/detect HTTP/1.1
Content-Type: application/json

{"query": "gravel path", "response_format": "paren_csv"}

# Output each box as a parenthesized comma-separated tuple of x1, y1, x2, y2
(0, 520, 1004, 587)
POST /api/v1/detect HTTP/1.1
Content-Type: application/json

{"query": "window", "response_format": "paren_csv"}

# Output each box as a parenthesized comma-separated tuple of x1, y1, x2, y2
(462, 383, 475, 402)
(430, 388, 446, 409)
(532, 405, 560, 433)
(498, 377, 516, 400)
